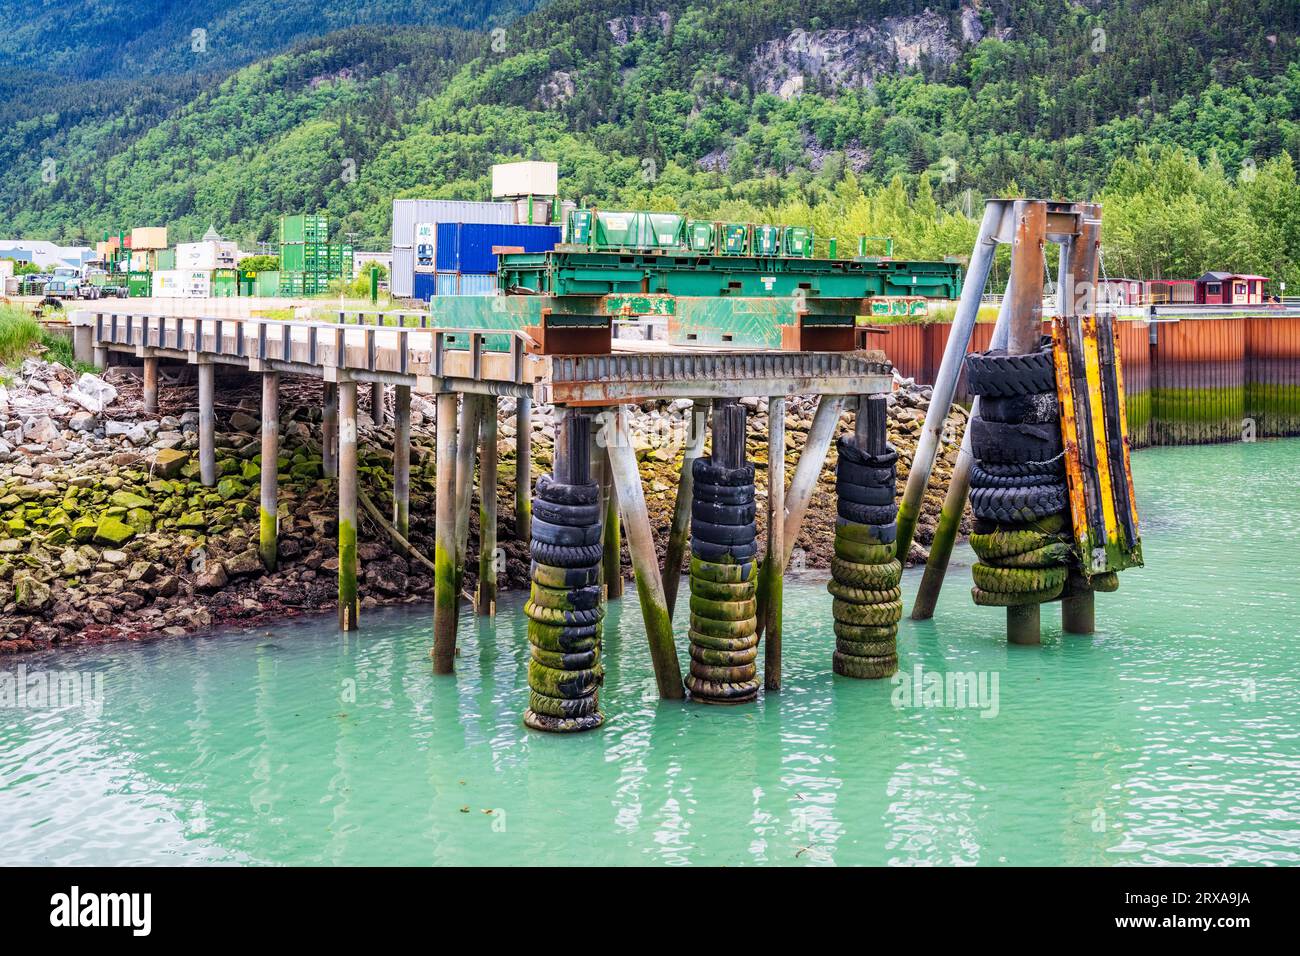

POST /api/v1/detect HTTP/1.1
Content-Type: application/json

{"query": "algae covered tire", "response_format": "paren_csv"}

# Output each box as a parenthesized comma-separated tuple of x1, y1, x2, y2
(835, 637, 898, 658)
(689, 614, 758, 640)
(689, 643, 759, 667)
(965, 346, 1056, 397)
(530, 560, 601, 590)
(833, 538, 895, 565)
(532, 497, 602, 527)
(689, 661, 758, 684)
(527, 689, 600, 718)
(684, 674, 760, 702)
(972, 563, 1067, 594)
(524, 710, 605, 733)
(985, 542, 1073, 569)
(528, 660, 603, 698)
(689, 556, 758, 583)
(837, 500, 898, 526)
(524, 600, 605, 627)
(689, 594, 758, 621)
(527, 620, 600, 653)
(978, 391, 1060, 424)
(833, 621, 898, 643)
(971, 418, 1063, 466)
(535, 474, 599, 506)
(833, 598, 903, 627)
(692, 458, 755, 487)
(691, 536, 759, 562)
(827, 581, 903, 605)
(830, 556, 902, 589)
(835, 518, 898, 547)
(1090, 571, 1120, 592)
(529, 581, 603, 611)
(530, 540, 604, 568)
(969, 483, 1068, 523)
(971, 582, 1064, 606)
(833, 652, 898, 679)
(687, 629, 760, 652)
(969, 526, 1067, 562)
(530, 645, 600, 671)
(689, 576, 757, 602)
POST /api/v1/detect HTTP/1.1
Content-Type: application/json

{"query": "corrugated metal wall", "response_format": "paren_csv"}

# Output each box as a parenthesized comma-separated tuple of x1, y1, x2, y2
(877, 315, 1297, 447)
(391, 199, 514, 300)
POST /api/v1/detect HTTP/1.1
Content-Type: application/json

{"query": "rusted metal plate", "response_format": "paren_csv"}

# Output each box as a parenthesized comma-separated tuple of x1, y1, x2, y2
(1052, 314, 1144, 576)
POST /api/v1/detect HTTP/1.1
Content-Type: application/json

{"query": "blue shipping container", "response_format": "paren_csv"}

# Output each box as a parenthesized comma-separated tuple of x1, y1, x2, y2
(435, 223, 561, 273)
(413, 271, 437, 301)
(435, 273, 497, 296)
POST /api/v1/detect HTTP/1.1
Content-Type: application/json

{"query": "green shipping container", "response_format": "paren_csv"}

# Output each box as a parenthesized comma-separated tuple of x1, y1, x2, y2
(127, 271, 152, 297)
(155, 248, 176, 270)
(782, 226, 813, 258)
(686, 220, 716, 253)
(753, 225, 781, 256)
(212, 269, 238, 298)
(280, 243, 305, 272)
(256, 271, 281, 296)
(722, 224, 750, 255)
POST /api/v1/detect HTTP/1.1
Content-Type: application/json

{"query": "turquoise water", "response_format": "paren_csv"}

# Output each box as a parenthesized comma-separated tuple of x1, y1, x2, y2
(2, 440, 1298, 866)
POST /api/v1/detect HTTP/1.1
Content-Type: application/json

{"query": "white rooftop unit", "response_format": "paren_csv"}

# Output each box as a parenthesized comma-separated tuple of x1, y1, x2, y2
(491, 161, 558, 199)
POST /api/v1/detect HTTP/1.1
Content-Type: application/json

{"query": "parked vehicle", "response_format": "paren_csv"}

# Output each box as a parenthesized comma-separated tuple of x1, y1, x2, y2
(44, 266, 102, 300)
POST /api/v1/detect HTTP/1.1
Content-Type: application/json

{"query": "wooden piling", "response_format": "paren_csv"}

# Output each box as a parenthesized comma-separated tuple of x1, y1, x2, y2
(454, 394, 483, 597)
(515, 396, 532, 544)
(663, 399, 706, 615)
(322, 382, 338, 479)
(601, 446, 623, 598)
(197, 361, 216, 487)
(338, 380, 360, 631)
(142, 356, 159, 414)
(393, 384, 411, 539)
(604, 405, 685, 699)
(477, 395, 499, 616)
(764, 396, 786, 691)
(432, 391, 460, 672)
(259, 371, 279, 572)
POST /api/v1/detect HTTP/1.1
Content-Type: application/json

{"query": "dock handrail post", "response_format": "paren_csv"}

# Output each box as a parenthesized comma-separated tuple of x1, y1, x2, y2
(338, 380, 360, 630)
(259, 370, 280, 571)
(393, 384, 412, 538)
(197, 360, 216, 487)
(432, 391, 460, 670)
(476, 394, 499, 616)
(604, 405, 686, 699)
(662, 399, 707, 616)
(763, 395, 786, 691)
(895, 200, 1007, 562)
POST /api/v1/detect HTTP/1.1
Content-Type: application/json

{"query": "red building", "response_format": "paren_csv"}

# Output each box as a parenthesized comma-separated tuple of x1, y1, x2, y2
(1194, 272, 1269, 305)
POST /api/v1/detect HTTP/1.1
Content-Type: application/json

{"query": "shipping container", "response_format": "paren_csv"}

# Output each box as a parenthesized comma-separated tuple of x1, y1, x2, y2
(130, 226, 168, 249)
(176, 240, 236, 270)
(722, 223, 750, 254)
(280, 214, 328, 244)
(491, 161, 558, 198)
(435, 273, 497, 296)
(152, 269, 210, 299)
(127, 271, 152, 297)
(211, 268, 238, 298)
(753, 225, 781, 256)
(391, 247, 415, 297)
(154, 248, 176, 271)
(434, 222, 561, 273)
(782, 226, 812, 257)
(391, 198, 514, 299)
(687, 220, 716, 253)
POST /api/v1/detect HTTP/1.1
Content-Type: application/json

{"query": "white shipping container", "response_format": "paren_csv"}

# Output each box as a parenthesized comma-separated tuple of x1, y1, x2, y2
(130, 226, 168, 249)
(492, 161, 558, 198)
(176, 240, 237, 270)
(152, 269, 211, 298)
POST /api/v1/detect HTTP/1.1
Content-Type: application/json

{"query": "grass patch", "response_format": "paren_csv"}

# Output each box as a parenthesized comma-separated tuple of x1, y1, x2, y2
(0, 304, 42, 367)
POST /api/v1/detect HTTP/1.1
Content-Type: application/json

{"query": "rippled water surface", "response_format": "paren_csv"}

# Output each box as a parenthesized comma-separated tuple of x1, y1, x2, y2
(3, 440, 1298, 866)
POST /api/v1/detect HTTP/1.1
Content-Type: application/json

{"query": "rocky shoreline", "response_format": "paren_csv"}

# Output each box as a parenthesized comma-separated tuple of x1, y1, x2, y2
(0, 355, 968, 653)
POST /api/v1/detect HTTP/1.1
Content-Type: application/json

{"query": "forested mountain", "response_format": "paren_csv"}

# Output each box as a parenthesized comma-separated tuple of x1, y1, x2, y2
(3, 0, 1300, 282)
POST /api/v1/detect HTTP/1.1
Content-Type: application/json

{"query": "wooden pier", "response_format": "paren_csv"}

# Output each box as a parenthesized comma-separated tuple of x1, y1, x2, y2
(72, 307, 892, 711)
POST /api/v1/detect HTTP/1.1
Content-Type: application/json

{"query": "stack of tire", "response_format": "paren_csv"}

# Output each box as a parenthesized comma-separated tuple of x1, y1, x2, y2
(965, 339, 1072, 606)
(829, 435, 903, 679)
(686, 456, 761, 703)
(524, 473, 605, 733)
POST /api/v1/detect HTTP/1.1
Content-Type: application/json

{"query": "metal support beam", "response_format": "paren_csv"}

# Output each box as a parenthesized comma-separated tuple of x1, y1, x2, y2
(259, 371, 279, 572)
(142, 356, 159, 414)
(895, 200, 1008, 560)
(604, 406, 685, 699)
(322, 382, 338, 479)
(477, 395, 499, 616)
(764, 396, 786, 691)
(197, 361, 216, 487)
(393, 385, 411, 539)
(515, 396, 532, 545)
(662, 400, 707, 616)
(432, 392, 460, 672)
(338, 381, 359, 630)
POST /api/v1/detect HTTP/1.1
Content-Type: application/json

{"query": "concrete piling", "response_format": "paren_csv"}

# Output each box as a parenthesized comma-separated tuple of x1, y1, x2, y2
(337, 380, 360, 631)
(393, 384, 411, 539)
(454, 394, 483, 597)
(370, 382, 386, 425)
(477, 395, 499, 616)
(432, 391, 460, 672)
(142, 356, 159, 414)
(197, 361, 216, 487)
(259, 371, 279, 572)
(322, 382, 338, 479)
